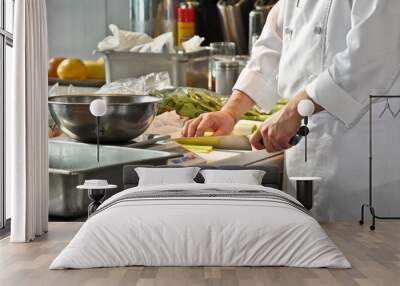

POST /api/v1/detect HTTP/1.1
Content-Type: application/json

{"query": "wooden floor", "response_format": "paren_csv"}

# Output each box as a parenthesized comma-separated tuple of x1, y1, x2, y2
(0, 222, 399, 286)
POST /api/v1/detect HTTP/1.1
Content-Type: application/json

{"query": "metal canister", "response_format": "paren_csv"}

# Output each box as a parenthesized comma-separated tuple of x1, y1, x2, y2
(215, 60, 239, 96)
(130, 0, 178, 38)
(235, 55, 249, 74)
(249, 3, 274, 54)
(249, 9, 267, 54)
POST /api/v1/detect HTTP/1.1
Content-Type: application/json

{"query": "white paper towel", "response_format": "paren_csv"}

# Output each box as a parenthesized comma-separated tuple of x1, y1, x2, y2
(97, 24, 152, 52)
(98, 24, 204, 54)
(130, 32, 174, 53)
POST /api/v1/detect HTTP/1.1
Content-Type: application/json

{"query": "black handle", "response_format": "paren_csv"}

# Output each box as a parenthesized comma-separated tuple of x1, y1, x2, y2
(289, 126, 309, 146)
(289, 134, 302, 146)
(259, 126, 309, 147)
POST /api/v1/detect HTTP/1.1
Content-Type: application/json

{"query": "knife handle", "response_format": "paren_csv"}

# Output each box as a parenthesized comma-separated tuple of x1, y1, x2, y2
(259, 126, 309, 147)
(289, 126, 309, 146)
(289, 135, 301, 146)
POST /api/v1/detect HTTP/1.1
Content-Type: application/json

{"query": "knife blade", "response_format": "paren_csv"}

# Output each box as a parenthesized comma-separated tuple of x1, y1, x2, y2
(175, 135, 252, 151)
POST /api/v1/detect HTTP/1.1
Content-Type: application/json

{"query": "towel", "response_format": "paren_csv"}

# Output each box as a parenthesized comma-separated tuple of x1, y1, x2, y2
(130, 32, 175, 53)
(98, 24, 204, 54)
(182, 36, 205, 53)
(97, 24, 152, 52)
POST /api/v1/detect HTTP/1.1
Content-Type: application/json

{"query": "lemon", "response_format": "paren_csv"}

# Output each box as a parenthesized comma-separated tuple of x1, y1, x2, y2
(84, 60, 105, 80)
(57, 58, 88, 80)
(97, 57, 105, 65)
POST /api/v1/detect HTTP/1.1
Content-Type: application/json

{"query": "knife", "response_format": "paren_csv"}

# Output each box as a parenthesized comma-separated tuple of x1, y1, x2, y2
(175, 135, 252, 151)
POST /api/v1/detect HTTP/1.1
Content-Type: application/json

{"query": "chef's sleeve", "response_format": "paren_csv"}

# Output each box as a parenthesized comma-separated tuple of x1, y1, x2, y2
(306, 0, 400, 128)
(233, 1, 282, 112)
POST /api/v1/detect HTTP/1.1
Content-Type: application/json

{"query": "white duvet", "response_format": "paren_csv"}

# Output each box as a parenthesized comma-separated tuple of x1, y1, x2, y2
(50, 183, 350, 269)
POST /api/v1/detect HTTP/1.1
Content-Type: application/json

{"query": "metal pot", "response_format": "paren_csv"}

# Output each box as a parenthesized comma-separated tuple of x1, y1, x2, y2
(48, 94, 160, 143)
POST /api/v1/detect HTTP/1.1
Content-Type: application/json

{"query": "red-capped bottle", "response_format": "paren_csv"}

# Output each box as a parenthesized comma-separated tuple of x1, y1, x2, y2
(177, 3, 195, 47)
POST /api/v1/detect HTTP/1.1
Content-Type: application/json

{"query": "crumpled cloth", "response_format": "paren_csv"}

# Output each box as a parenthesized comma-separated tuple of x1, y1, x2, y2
(98, 24, 174, 53)
(130, 32, 174, 53)
(97, 24, 152, 52)
(98, 24, 204, 54)
(182, 35, 205, 53)
(145, 111, 185, 139)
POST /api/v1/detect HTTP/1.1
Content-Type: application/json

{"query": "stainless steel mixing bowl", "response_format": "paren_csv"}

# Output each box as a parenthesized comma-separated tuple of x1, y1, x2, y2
(48, 94, 160, 143)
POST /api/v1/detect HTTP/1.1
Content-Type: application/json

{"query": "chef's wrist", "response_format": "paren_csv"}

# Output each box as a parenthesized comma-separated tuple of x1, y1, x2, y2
(221, 90, 256, 123)
(288, 90, 320, 119)
(220, 107, 241, 124)
(286, 98, 304, 122)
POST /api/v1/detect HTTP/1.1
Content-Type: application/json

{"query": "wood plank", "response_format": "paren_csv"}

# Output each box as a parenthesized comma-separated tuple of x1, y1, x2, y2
(0, 222, 399, 286)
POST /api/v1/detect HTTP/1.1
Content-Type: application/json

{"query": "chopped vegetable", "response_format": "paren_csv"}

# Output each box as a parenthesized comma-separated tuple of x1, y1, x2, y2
(175, 136, 221, 146)
(232, 120, 262, 136)
(182, 145, 213, 153)
(150, 87, 288, 121)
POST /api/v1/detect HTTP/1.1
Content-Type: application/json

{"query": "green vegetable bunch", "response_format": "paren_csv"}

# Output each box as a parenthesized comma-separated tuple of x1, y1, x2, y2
(150, 87, 288, 122)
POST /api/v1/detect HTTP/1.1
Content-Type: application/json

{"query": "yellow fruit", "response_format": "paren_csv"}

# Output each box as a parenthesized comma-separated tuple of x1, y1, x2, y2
(48, 56, 65, 78)
(57, 58, 88, 80)
(84, 60, 105, 80)
(97, 57, 105, 65)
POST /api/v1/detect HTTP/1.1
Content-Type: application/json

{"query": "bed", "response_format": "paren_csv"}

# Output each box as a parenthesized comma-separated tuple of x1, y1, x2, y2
(50, 165, 350, 269)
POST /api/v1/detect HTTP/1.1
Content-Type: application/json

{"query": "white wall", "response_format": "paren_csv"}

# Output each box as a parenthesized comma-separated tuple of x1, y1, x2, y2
(46, 0, 130, 60)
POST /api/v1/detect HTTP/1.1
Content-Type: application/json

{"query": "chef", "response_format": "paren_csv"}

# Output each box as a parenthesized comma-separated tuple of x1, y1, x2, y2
(182, 0, 400, 221)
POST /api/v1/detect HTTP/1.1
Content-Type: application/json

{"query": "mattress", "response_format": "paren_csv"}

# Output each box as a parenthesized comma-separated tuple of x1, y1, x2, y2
(50, 183, 350, 269)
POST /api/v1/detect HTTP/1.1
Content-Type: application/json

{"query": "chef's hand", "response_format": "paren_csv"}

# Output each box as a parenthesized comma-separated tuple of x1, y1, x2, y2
(182, 110, 236, 137)
(250, 108, 301, 152)
(182, 90, 256, 137)
(250, 91, 319, 152)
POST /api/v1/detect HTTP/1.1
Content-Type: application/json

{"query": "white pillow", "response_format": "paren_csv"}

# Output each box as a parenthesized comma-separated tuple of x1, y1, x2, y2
(200, 169, 266, 185)
(135, 167, 201, 186)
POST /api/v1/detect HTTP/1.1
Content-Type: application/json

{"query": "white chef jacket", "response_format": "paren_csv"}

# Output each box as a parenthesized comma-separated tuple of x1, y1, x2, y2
(234, 0, 400, 221)
(234, 0, 400, 128)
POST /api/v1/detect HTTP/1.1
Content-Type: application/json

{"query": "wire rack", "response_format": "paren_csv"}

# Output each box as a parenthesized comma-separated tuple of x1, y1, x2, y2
(360, 95, 400, 230)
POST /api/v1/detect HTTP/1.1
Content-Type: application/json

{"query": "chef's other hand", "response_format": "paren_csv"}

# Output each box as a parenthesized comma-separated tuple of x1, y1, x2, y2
(250, 101, 303, 153)
(182, 110, 236, 137)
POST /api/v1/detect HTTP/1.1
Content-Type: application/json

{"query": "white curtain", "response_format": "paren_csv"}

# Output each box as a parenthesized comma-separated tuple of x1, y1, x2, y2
(7, 0, 49, 242)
